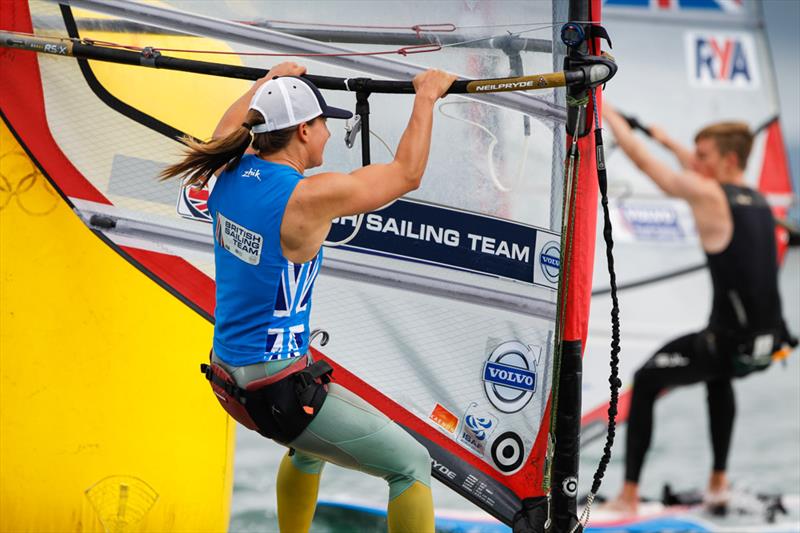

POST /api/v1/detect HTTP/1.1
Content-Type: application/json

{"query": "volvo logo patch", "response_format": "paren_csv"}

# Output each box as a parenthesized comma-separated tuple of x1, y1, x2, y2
(491, 431, 524, 473)
(483, 341, 537, 413)
(539, 241, 561, 283)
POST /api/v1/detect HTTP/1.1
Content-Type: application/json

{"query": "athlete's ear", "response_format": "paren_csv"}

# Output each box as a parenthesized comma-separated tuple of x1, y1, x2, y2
(297, 122, 311, 143)
(723, 150, 740, 170)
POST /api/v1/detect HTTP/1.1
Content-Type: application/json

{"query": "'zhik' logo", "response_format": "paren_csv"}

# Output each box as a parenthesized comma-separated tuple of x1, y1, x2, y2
(242, 168, 261, 180)
(483, 341, 538, 414)
(687, 33, 759, 89)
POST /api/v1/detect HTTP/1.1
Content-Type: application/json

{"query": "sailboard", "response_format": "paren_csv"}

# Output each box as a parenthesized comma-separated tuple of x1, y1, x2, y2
(313, 489, 800, 532)
(1, 0, 620, 531)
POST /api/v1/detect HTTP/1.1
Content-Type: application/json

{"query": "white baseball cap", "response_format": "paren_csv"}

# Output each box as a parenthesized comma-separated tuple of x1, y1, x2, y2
(249, 77, 353, 133)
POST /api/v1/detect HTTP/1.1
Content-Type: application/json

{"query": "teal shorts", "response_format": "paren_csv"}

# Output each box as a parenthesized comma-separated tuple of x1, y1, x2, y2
(212, 352, 431, 499)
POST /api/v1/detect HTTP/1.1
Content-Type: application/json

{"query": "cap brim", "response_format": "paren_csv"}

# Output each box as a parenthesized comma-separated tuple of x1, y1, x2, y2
(321, 106, 353, 120)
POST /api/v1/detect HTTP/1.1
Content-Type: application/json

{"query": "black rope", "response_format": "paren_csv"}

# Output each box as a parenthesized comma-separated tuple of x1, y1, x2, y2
(588, 91, 622, 498)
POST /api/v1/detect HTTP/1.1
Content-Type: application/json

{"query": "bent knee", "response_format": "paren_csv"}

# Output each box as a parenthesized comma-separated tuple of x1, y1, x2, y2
(291, 450, 325, 475)
(386, 439, 431, 499)
(407, 440, 432, 485)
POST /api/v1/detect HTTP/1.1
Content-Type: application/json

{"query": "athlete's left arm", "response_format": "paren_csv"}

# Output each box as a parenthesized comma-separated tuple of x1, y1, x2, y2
(604, 105, 714, 202)
(211, 62, 307, 144)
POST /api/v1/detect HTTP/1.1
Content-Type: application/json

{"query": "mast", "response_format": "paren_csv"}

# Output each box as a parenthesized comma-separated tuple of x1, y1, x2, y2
(549, 0, 603, 531)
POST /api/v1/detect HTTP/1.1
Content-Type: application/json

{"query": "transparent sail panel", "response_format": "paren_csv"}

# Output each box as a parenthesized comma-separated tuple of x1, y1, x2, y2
(31, 0, 566, 296)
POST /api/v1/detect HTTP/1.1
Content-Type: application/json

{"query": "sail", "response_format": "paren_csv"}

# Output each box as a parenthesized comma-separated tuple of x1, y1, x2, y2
(1, 0, 617, 527)
(581, 0, 796, 439)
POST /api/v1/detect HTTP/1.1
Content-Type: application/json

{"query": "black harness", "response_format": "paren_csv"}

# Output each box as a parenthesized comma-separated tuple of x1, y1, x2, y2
(201, 356, 333, 444)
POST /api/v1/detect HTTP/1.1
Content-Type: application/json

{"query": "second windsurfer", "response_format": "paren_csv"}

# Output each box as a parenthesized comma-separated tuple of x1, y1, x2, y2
(600, 103, 797, 515)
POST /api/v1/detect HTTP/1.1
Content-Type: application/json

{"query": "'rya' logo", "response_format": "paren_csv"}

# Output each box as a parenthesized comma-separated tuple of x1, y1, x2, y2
(483, 341, 539, 413)
(539, 241, 561, 284)
(242, 168, 261, 180)
(687, 33, 759, 89)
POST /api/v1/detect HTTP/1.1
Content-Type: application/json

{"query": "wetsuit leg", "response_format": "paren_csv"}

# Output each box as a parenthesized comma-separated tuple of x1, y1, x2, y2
(624, 332, 727, 483)
(289, 383, 434, 533)
(276, 451, 323, 532)
(212, 352, 433, 532)
(706, 378, 735, 472)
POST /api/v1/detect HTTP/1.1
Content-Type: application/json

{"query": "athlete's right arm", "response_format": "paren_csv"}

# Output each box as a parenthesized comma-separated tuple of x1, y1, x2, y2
(306, 70, 455, 217)
(648, 125, 697, 171)
(603, 104, 716, 202)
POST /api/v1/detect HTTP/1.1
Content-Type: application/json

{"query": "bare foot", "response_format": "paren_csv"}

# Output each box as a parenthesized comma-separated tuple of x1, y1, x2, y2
(597, 482, 640, 515)
(708, 471, 729, 493)
(597, 497, 639, 516)
(705, 472, 730, 515)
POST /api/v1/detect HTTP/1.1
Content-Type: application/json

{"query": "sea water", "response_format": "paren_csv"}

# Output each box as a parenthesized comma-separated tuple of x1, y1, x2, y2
(229, 250, 800, 532)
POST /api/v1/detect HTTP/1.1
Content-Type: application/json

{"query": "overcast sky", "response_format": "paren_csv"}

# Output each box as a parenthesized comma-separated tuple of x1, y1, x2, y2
(763, 0, 800, 194)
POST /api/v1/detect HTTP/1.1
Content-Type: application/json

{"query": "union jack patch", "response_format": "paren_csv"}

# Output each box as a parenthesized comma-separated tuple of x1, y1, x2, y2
(177, 176, 216, 222)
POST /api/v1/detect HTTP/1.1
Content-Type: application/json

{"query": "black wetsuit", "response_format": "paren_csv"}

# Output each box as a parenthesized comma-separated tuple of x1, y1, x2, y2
(625, 184, 788, 483)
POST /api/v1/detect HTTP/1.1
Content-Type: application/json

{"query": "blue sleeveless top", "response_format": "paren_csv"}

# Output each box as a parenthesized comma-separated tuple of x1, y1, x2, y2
(208, 154, 322, 366)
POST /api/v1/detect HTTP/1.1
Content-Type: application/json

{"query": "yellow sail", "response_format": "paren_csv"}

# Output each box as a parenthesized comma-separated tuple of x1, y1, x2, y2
(0, 121, 234, 532)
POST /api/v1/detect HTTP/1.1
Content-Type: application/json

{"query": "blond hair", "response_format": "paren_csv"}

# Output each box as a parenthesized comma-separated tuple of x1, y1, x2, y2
(694, 122, 753, 170)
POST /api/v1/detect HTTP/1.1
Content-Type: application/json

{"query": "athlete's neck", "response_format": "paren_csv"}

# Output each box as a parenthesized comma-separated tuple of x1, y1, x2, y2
(716, 170, 744, 186)
(260, 153, 306, 175)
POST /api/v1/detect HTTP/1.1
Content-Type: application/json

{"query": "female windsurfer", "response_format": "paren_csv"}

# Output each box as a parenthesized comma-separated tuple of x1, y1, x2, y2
(161, 62, 457, 532)
(600, 103, 796, 515)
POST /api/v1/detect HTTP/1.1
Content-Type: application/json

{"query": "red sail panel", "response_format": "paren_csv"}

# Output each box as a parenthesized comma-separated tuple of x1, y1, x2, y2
(562, 0, 602, 350)
(757, 120, 793, 264)
(0, 0, 108, 205)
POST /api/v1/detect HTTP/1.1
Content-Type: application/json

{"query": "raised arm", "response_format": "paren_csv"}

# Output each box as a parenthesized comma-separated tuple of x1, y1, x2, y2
(648, 124, 697, 171)
(302, 72, 449, 219)
(280, 69, 457, 260)
(603, 104, 715, 202)
(212, 62, 307, 141)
